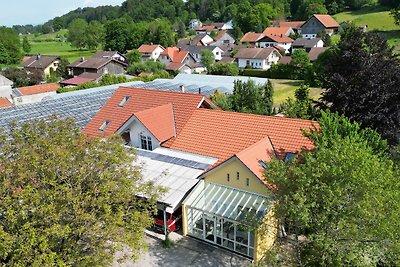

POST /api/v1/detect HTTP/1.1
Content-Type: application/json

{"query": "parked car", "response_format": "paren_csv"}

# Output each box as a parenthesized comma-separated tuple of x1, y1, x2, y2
(154, 208, 182, 232)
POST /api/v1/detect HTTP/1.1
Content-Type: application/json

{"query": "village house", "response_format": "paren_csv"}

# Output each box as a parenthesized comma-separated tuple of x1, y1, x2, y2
(211, 30, 236, 46)
(180, 45, 224, 63)
(178, 34, 215, 47)
(82, 86, 316, 263)
(308, 47, 328, 62)
(138, 44, 165, 61)
(10, 83, 59, 105)
(239, 33, 264, 47)
(263, 26, 294, 37)
(195, 25, 217, 35)
(92, 50, 128, 64)
(300, 14, 339, 38)
(292, 38, 324, 52)
(158, 47, 197, 74)
(257, 32, 294, 54)
(22, 55, 60, 76)
(67, 53, 128, 77)
(60, 72, 103, 87)
(277, 21, 305, 33)
(188, 19, 202, 30)
(234, 47, 281, 70)
(0, 74, 13, 109)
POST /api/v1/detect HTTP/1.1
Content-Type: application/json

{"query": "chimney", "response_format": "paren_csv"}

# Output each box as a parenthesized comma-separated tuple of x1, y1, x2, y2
(80, 57, 85, 62)
(150, 42, 153, 45)
(179, 85, 185, 92)
(198, 88, 201, 94)
(36, 54, 41, 60)
(178, 47, 181, 52)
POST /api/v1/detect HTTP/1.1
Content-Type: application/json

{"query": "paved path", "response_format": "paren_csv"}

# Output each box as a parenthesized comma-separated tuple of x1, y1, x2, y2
(113, 231, 252, 267)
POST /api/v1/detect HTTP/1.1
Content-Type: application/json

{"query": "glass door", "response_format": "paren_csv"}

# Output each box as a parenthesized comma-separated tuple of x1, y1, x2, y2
(215, 217, 223, 245)
(204, 214, 215, 243)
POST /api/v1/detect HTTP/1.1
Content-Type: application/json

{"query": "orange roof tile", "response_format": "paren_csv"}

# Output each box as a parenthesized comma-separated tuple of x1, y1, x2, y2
(260, 34, 294, 43)
(213, 30, 227, 41)
(0, 97, 12, 109)
(279, 21, 305, 29)
(82, 87, 215, 138)
(134, 103, 176, 143)
(263, 27, 292, 36)
(161, 47, 189, 63)
(195, 25, 217, 32)
(138, 44, 164, 53)
(166, 109, 318, 163)
(313, 14, 339, 28)
(17, 83, 59, 95)
(236, 136, 275, 182)
(240, 32, 263, 43)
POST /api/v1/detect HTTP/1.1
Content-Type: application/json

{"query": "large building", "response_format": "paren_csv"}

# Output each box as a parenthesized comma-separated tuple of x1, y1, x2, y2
(82, 86, 317, 262)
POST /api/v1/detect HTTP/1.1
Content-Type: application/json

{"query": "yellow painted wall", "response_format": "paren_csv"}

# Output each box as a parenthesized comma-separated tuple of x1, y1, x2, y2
(43, 60, 60, 76)
(182, 204, 188, 236)
(204, 159, 271, 196)
(254, 208, 277, 263)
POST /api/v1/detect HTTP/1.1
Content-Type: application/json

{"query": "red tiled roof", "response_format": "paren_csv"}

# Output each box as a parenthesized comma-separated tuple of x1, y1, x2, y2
(234, 47, 281, 59)
(279, 21, 305, 29)
(213, 30, 227, 41)
(240, 32, 263, 43)
(195, 25, 216, 32)
(166, 108, 318, 163)
(0, 97, 12, 109)
(135, 103, 176, 143)
(161, 47, 189, 63)
(60, 77, 95, 86)
(82, 87, 213, 138)
(259, 34, 294, 43)
(313, 14, 339, 28)
(166, 62, 186, 71)
(279, 56, 292, 64)
(17, 83, 59, 95)
(263, 27, 292, 36)
(236, 136, 275, 182)
(308, 47, 328, 61)
(138, 44, 164, 53)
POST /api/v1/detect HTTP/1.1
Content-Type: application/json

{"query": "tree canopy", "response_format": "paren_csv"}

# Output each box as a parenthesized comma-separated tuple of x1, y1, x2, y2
(265, 110, 400, 266)
(0, 27, 22, 65)
(0, 118, 160, 266)
(316, 25, 400, 145)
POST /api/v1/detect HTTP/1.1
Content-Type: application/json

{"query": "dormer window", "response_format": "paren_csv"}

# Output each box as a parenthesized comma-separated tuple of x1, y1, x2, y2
(119, 96, 131, 107)
(99, 120, 110, 131)
(140, 133, 153, 150)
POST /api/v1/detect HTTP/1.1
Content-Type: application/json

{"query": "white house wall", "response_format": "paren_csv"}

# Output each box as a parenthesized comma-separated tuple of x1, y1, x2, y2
(129, 120, 160, 150)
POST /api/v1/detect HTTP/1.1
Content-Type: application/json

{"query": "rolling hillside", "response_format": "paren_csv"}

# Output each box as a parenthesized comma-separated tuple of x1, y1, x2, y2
(334, 6, 400, 50)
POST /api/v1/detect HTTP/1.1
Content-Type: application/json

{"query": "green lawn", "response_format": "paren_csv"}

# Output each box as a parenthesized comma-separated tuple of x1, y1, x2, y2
(271, 79, 324, 107)
(24, 30, 95, 62)
(29, 41, 95, 63)
(333, 6, 400, 50)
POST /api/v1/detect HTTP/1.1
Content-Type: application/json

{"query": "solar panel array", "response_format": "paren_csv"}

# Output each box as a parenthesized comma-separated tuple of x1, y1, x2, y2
(137, 149, 212, 170)
(0, 87, 115, 133)
(133, 80, 231, 95)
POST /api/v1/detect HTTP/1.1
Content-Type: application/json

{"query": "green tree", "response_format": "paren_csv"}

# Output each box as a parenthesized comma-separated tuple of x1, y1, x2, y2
(0, 118, 160, 266)
(290, 49, 311, 79)
(56, 58, 71, 79)
(105, 18, 132, 52)
(209, 89, 232, 110)
(52, 17, 65, 32)
(265, 111, 400, 266)
(67, 18, 88, 49)
(295, 0, 328, 20)
(146, 19, 175, 48)
(85, 20, 105, 50)
(126, 49, 141, 63)
(230, 79, 274, 115)
(0, 26, 22, 64)
(317, 25, 400, 145)
(200, 49, 215, 70)
(22, 36, 31, 54)
(279, 84, 317, 119)
(208, 62, 239, 76)
(390, 7, 400, 25)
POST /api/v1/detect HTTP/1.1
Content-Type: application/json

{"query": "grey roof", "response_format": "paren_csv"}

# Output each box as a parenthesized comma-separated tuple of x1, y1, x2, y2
(22, 55, 59, 69)
(0, 81, 145, 133)
(68, 57, 127, 69)
(293, 38, 323, 48)
(0, 74, 13, 86)
(180, 45, 221, 55)
(92, 50, 121, 58)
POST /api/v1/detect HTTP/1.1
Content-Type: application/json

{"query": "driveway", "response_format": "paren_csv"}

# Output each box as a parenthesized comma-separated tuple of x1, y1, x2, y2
(113, 230, 252, 267)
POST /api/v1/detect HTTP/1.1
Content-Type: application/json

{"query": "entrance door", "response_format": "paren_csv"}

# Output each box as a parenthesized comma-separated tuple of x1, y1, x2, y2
(204, 214, 215, 243)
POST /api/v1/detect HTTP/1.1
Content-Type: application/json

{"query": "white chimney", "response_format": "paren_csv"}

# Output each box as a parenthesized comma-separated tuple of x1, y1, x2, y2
(180, 85, 185, 92)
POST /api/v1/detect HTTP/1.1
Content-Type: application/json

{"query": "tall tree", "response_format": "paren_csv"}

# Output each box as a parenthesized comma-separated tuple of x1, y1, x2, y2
(390, 7, 400, 25)
(22, 36, 31, 54)
(200, 49, 215, 70)
(104, 18, 132, 52)
(290, 49, 311, 79)
(0, 26, 22, 64)
(265, 111, 400, 266)
(279, 84, 318, 119)
(0, 118, 160, 266)
(85, 20, 105, 50)
(317, 25, 400, 145)
(67, 18, 88, 49)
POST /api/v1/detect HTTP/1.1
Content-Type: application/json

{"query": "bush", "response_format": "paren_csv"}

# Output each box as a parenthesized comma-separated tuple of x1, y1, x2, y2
(239, 69, 269, 78)
(127, 61, 166, 75)
(209, 63, 239, 76)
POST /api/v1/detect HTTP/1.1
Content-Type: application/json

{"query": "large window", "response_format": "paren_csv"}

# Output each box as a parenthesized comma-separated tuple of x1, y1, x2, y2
(140, 134, 153, 150)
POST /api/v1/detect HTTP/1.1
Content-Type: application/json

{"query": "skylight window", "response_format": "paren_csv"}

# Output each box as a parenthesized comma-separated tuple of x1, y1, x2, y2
(258, 160, 268, 169)
(99, 120, 110, 131)
(284, 153, 297, 162)
(118, 96, 131, 107)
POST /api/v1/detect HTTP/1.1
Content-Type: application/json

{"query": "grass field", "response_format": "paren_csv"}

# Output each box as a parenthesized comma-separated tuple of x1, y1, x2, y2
(24, 30, 96, 62)
(333, 6, 400, 50)
(271, 79, 324, 107)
